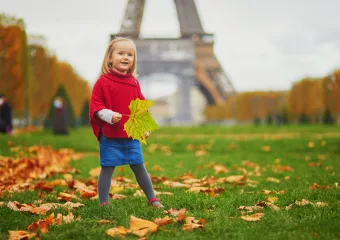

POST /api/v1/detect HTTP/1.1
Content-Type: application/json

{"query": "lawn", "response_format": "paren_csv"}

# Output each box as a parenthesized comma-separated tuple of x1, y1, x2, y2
(0, 125, 339, 240)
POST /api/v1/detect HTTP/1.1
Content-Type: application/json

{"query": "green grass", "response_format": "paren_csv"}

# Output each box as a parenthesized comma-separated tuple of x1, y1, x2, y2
(0, 125, 340, 240)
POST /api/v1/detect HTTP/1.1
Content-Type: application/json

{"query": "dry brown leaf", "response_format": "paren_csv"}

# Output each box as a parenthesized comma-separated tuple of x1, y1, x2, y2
(26, 220, 49, 233)
(242, 160, 259, 168)
(57, 192, 78, 201)
(7, 201, 49, 215)
(315, 202, 328, 207)
(195, 149, 207, 157)
(223, 175, 247, 183)
(213, 164, 229, 174)
(111, 194, 127, 200)
(261, 190, 287, 195)
(39, 203, 62, 210)
(295, 199, 312, 206)
(240, 213, 264, 222)
(89, 167, 101, 177)
(9, 230, 36, 240)
(307, 141, 315, 148)
(63, 202, 85, 209)
(73, 180, 87, 190)
(274, 165, 293, 172)
(238, 205, 264, 213)
(154, 216, 172, 226)
(182, 178, 201, 184)
(80, 189, 97, 198)
(183, 223, 204, 231)
(53, 212, 79, 225)
(265, 202, 281, 211)
(309, 182, 330, 190)
(267, 177, 280, 183)
(115, 176, 133, 183)
(63, 212, 76, 224)
(133, 190, 145, 197)
(187, 187, 209, 193)
(285, 204, 294, 210)
(262, 145, 271, 152)
(106, 226, 130, 238)
(150, 175, 167, 183)
(182, 217, 205, 231)
(163, 180, 190, 188)
(186, 144, 195, 151)
(29, 206, 49, 215)
(164, 208, 187, 222)
(63, 174, 73, 182)
(130, 216, 159, 237)
(152, 164, 164, 171)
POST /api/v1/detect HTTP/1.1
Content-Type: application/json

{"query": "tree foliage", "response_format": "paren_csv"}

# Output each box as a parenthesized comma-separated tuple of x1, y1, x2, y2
(0, 13, 91, 125)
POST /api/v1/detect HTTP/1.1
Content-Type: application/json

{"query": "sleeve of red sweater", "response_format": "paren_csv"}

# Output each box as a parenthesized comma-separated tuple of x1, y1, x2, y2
(137, 81, 146, 100)
(89, 78, 107, 123)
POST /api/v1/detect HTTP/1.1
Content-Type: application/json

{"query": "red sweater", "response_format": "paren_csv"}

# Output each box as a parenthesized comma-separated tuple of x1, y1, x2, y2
(89, 70, 145, 141)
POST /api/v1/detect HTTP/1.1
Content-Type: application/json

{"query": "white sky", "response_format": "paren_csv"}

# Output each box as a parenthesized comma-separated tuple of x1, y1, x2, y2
(2, 0, 340, 98)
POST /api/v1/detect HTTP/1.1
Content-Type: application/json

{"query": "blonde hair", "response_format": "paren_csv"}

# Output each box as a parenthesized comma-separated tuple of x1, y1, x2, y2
(101, 37, 137, 78)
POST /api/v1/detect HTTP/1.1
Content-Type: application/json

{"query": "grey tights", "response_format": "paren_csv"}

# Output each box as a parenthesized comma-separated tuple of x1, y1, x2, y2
(98, 164, 156, 204)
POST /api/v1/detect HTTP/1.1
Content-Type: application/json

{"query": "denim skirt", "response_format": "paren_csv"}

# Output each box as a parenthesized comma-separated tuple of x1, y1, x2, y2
(99, 136, 144, 166)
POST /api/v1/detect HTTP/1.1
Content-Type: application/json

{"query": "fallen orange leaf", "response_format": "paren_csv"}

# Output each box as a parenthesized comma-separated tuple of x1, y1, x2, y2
(80, 189, 97, 198)
(57, 192, 78, 201)
(26, 219, 49, 233)
(262, 145, 271, 152)
(182, 217, 205, 231)
(130, 216, 159, 237)
(8, 230, 36, 240)
(106, 226, 130, 238)
(164, 208, 186, 222)
(154, 216, 172, 226)
(152, 164, 164, 171)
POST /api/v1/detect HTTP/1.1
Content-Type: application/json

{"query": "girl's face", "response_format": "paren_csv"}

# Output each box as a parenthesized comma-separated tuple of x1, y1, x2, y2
(110, 41, 135, 74)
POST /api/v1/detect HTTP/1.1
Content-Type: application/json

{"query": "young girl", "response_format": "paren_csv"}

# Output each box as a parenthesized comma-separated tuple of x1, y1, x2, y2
(89, 37, 163, 208)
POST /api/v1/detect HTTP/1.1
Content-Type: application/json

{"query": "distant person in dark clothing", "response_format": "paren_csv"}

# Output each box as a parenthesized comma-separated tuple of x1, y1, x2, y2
(52, 97, 69, 135)
(0, 94, 13, 134)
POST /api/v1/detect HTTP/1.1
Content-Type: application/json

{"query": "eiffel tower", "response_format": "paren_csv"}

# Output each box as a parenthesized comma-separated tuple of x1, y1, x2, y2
(111, 0, 235, 123)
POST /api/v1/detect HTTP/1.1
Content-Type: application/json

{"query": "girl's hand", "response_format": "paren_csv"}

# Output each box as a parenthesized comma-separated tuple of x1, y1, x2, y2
(144, 131, 150, 138)
(111, 112, 122, 123)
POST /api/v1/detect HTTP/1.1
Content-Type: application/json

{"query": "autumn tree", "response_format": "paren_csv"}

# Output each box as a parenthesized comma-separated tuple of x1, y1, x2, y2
(0, 14, 29, 119)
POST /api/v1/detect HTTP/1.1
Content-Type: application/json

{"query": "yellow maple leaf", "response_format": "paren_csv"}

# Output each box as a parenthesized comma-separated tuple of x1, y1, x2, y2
(124, 98, 159, 144)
